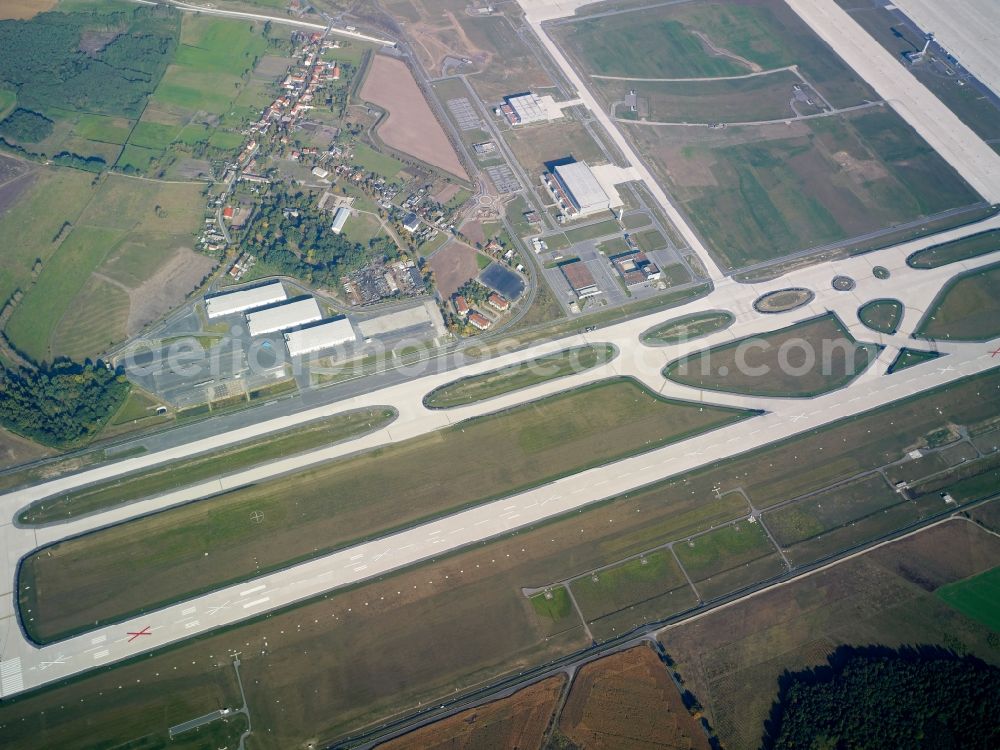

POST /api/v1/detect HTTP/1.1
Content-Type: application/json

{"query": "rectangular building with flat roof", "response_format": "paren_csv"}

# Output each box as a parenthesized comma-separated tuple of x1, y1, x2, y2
(246, 297, 322, 336)
(205, 281, 287, 318)
(284, 316, 356, 356)
(547, 161, 611, 217)
(561, 260, 602, 299)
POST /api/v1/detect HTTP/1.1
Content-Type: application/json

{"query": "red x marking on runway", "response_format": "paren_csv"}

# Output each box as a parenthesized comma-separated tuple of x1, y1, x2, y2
(126, 626, 152, 642)
(990, 347, 1000, 358)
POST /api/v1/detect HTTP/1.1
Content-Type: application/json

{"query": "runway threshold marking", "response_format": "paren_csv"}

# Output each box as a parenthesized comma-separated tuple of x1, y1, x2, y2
(242, 597, 270, 609)
(239, 584, 266, 597)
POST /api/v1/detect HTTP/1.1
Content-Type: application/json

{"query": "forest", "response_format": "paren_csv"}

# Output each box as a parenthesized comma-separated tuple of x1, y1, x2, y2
(765, 645, 1000, 749)
(0, 6, 179, 120)
(241, 188, 397, 287)
(0, 361, 131, 448)
(0, 109, 54, 143)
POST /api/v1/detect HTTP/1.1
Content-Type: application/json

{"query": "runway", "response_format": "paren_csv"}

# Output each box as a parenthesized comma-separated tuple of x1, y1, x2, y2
(2, 0, 1000, 701)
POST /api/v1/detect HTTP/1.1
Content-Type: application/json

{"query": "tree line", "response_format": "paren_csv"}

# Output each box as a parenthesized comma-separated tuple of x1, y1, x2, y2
(0, 361, 130, 449)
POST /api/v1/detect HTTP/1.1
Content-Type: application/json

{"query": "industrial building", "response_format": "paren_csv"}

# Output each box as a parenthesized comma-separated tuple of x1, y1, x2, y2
(330, 206, 350, 234)
(610, 250, 662, 286)
(284, 316, 356, 356)
(498, 92, 565, 126)
(205, 281, 287, 318)
(545, 161, 611, 217)
(246, 297, 323, 337)
(561, 260, 602, 299)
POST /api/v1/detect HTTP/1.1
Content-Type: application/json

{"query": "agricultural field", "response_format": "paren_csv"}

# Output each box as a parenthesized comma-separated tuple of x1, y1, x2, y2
(916, 262, 1000, 341)
(3, 173, 211, 362)
(664, 313, 880, 397)
(937, 565, 1000, 632)
(858, 298, 903, 334)
(380, 675, 565, 750)
(556, 646, 711, 750)
(21, 378, 752, 642)
(361, 54, 468, 180)
(641, 310, 735, 345)
(6, 373, 1000, 748)
(907, 228, 1000, 269)
(19, 407, 396, 524)
(424, 344, 615, 407)
(593, 69, 804, 124)
(627, 108, 981, 270)
(660, 519, 1000, 750)
(127, 13, 273, 175)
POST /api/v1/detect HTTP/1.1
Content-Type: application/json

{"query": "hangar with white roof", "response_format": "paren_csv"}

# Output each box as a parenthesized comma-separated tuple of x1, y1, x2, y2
(205, 281, 287, 318)
(544, 161, 612, 217)
(246, 297, 323, 337)
(284, 317, 356, 356)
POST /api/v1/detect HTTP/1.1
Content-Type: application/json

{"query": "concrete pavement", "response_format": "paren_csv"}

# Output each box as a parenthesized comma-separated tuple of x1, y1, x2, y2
(2, 216, 999, 697)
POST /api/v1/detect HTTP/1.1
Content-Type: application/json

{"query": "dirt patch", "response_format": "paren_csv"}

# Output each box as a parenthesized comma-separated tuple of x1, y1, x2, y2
(0, 0, 55, 19)
(432, 182, 461, 205)
(378, 675, 564, 749)
(691, 30, 761, 73)
(361, 54, 468, 180)
(126, 247, 216, 335)
(560, 645, 711, 749)
(831, 149, 889, 183)
(460, 219, 486, 247)
(0, 425, 52, 470)
(429, 240, 479, 297)
(79, 30, 122, 56)
(0, 166, 37, 219)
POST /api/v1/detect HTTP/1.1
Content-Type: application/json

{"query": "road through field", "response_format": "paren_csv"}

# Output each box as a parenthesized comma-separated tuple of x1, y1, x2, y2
(1, 214, 1000, 696)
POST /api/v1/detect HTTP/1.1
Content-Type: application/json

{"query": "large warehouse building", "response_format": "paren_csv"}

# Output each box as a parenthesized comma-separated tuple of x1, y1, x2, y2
(545, 161, 611, 217)
(205, 281, 287, 318)
(284, 317, 356, 356)
(561, 260, 602, 299)
(246, 297, 322, 337)
(330, 206, 350, 234)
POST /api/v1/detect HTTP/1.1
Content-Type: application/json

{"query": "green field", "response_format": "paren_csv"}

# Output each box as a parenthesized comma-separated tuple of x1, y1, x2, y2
(0, 167, 97, 326)
(597, 70, 801, 124)
(571, 550, 688, 622)
(858, 298, 903, 334)
(20, 408, 396, 524)
(641, 310, 734, 345)
(352, 143, 405, 180)
(664, 313, 880, 397)
(936, 566, 1000, 632)
(675, 520, 784, 599)
(629, 108, 982, 270)
(424, 345, 615, 408)
(564, 219, 621, 243)
(21, 378, 753, 642)
(763, 474, 919, 566)
(555, 0, 875, 107)
(916, 262, 1000, 341)
(888, 347, 942, 374)
(4, 173, 206, 361)
(907, 228, 1000, 269)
